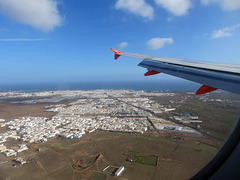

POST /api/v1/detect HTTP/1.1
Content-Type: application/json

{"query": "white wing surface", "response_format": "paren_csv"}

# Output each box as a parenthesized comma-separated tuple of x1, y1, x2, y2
(111, 48, 240, 95)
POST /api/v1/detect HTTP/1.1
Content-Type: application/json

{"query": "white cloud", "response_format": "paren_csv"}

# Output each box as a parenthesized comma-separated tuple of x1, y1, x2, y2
(115, 0, 154, 20)
(117, 42, 128, 49)
(212, 30, 232, 39)
(154, 0, 192, 16)
(0, 38, 48, 42)
(211, 24, 240, 39)
(201, 0, 240, 11)
(0, 0, 63, 32)
(147, 37, 173, 50)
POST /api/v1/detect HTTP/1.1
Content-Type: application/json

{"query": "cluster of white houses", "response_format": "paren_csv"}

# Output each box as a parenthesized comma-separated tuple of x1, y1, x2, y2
(0, 90, 202, 157)
(0, 144, 28, 157)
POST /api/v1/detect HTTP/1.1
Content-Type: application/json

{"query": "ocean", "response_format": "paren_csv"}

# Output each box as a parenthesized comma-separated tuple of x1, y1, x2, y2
(0, 80, 201, 92)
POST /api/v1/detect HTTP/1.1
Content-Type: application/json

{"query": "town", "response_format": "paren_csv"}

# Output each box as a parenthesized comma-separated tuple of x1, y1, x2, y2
(0, 90, 202, 158)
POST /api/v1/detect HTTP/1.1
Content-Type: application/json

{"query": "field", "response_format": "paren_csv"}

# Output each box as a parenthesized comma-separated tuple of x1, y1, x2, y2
(0, 102, 56, 121)
(176, 93, 240, 140)
(125, 151, 158, 166)
(0, 92, 237, 179)
(0, 131, 220, 180)
(89, 172, 106, 180)
(153, 92, 240, 140)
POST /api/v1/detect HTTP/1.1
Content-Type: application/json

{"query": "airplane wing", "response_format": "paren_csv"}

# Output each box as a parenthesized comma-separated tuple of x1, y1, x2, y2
(111, 48, 240, 95)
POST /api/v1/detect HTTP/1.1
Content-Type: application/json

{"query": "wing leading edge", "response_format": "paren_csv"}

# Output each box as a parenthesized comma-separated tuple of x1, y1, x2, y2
(111, 48, 240, 95)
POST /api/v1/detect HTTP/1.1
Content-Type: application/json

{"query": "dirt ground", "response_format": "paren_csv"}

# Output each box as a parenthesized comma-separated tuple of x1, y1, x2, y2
(0, 97, 223, 180)
(0, 103, 56, 121)
(0, 131, 220, 180)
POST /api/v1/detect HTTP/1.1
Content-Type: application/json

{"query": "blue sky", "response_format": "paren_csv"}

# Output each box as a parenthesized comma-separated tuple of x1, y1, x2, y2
(0, 0, 240, 85)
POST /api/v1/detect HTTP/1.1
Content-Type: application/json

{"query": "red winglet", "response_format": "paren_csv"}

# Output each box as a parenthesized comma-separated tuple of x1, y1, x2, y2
(144, 70, 161, 76)
(196, 85, 218, 95)
(111, 48, 122, 60)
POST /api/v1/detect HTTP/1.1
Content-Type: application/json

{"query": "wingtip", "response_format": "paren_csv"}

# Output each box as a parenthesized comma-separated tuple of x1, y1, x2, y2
(111, 48, 122, 60)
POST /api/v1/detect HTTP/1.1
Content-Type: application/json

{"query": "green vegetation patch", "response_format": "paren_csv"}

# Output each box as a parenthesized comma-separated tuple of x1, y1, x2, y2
(125, 151, 158, 166)
(88, 172, 106, 180)
(132, 155, 158, 166)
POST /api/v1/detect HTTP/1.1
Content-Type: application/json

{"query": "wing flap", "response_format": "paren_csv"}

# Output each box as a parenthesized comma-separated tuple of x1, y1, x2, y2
(144, 70, 161, 76)
(196, 85, 218, 95)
